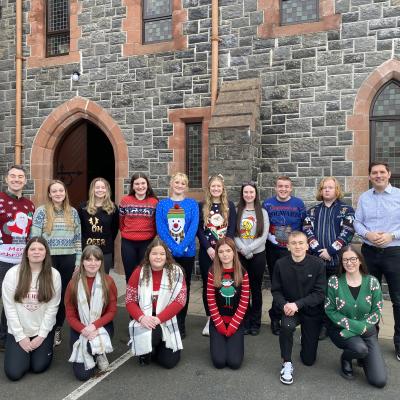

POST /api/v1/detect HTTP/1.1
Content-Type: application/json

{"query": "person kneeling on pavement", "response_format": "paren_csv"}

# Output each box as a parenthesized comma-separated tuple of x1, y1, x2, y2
(271, 231, 326, 385)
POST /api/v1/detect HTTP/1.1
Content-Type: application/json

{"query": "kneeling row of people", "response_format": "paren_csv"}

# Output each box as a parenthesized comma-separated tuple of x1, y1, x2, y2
(1, 233, 387, 389)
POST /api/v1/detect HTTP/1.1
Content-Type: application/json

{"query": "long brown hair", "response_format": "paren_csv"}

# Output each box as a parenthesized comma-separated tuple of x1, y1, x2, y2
(338, 245, 368, 276)
(86, 177, 116, 215)
(236, 181, 264, 238)
(202, 175, 229, 228)
(128, 172, 158, 199)
(211, 237, 244, 287)
(14, 237, 55, 303)
(69, 245, 110, 308)
(140, 236, 179, 290)
(44, 180, 74, 234)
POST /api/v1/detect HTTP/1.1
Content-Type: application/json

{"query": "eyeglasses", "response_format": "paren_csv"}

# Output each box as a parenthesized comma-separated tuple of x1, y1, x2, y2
(342, 257, 359, 264)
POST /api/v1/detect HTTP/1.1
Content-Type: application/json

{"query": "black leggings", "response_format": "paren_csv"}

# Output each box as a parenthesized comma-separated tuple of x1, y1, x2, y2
(52, 254, 76, 327)
(279, 312, 322, 366)
(329, 327, 387, 388)
(175, 256, 194, 333)
(199, 246, 213, 316)
(209, 321, 244, 369)
(149, 325, 181, 369)
(239, 251, 266, 330)
(4, 330, 55, 381)
(121, 238, 153, 283)
(69, 322, 114, 381)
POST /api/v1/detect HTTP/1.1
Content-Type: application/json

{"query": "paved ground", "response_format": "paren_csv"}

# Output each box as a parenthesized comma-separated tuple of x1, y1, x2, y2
(0, 271, 398, 400)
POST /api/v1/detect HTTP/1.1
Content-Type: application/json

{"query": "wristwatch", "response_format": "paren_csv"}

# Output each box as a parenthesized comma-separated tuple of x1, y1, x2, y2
(392, 232, 396, 240)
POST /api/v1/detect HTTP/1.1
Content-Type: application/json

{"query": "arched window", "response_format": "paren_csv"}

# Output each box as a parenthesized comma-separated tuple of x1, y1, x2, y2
(370, 80, 400, 186)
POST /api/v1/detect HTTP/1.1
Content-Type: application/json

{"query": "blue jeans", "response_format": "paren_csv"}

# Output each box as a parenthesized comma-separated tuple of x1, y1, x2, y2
(362, 244, 400, 346)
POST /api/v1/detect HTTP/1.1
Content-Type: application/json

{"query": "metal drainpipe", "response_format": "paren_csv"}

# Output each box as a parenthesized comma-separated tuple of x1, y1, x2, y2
(211, 0, 219, 111)
(15, 0, 23, 164)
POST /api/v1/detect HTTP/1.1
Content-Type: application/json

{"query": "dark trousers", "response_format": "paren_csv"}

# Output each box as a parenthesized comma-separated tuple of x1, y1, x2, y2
(121, 238, 153, 283)
(69, 322, 114, 381)
(174, 256, 194, 333)
(329, 327, 387, 388)
(209, 320, 244, 369)
(4, 329, 55, 381)
(279, 312, 323, 365)
(52, 254, 76, 328)
(0, 260, 14, 345)
(148, 325, 181, 369)
(103, 253, 113, 274)
(361, 244, 400, 346)
(266, 242, 289, 322)
(199, 246, 213, 316)
(239, 251, 266, 330)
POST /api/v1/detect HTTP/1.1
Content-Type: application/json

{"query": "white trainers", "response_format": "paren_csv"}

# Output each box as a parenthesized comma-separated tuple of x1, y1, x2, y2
(202, 318, 210, 336)
(54, 327, 62, 347)
(96, 353, 109, 371)
(280, 361, 294, 385)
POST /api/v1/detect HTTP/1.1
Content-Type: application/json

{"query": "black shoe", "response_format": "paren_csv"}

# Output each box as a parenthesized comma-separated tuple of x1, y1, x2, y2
(356, 358, 364, 368)
(396, 345, 400, 361)
(250, 328, 260, 336)
(139, 354, 151, 366)
(271, 320, 281, 336)
(340, 355, 354, 380)
(180, 331, 186, 339)
(319, 325, 328, 341)
(244, 328, 251, 335)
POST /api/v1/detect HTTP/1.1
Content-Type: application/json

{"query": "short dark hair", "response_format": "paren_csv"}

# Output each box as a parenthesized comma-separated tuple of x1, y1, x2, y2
(368, 162, 390, 174)
(7, 164, 26, 175)
(338, 245, 368, 276)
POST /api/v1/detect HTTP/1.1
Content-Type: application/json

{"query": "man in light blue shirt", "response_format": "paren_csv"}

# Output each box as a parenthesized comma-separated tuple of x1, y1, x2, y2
(354, 162, 400, 361)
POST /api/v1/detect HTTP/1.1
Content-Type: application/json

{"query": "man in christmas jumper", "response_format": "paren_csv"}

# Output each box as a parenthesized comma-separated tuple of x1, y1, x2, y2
(263, 176, 306, 335)
(271, 231, 325, 385)
(0, 165, 35, 350)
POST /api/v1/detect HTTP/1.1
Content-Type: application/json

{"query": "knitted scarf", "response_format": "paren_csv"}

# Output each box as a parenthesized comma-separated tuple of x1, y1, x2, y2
(128, 264, 183, 356)
(68, 273, 113, 370)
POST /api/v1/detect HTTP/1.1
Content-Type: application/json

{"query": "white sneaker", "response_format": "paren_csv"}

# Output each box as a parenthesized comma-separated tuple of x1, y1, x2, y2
(280, 362, 294, 385)
(96, 353, 109, 371)
(54, 327, 62, 347)
(202, 318, 210, 336)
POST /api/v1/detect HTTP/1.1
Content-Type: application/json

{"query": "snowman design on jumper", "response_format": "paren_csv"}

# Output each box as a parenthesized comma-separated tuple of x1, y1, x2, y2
(167, 204, 185, 244)
(220, 274, 236, 307)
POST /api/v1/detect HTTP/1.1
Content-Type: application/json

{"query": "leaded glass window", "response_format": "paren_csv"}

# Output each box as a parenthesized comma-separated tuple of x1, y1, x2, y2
(143, 0, 172, 44)
(280, 0, 319, 26)
(46, 0, 70, 57)
(186, 123, 202, 189)
(370, 81, 400, 187)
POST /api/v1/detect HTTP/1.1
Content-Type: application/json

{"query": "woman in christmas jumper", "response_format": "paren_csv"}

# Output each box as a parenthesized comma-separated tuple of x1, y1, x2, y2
(126, 237, 186, 368)
(234, 182, 269, 335)
(325, 245, 387, 387)
(198, 174, 236, 336)
(65, 245, 117, 381)
(2, 237, 61, 381)
(31, 180, 82, 346)
(207, 237, 249, 369)
(155, 172, 198, 337)
(78, 178, 119, 274)
(119, 173, 158, 283)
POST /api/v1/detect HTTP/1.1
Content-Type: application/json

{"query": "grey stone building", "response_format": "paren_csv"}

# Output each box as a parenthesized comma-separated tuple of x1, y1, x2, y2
(0, 0, 400, 212)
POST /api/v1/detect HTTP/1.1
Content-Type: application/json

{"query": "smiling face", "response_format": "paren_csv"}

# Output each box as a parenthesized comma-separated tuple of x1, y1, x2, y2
(321, 179, 337, 203)
(242, 185, 256, 205)
(149, 245, 167, 271)
(5, 168, 27, 196)
(27, 241, 47, 265)
(94, 180, 108, 201)
(83, 254, 102, 277)
(341, 250, 360, 275)
(209, 178, 224, 200)
(133, 177, 148, 199)
(275, 179, 293, 202)
(217, 243, 234, 268)
(287, 233, 309, 261)
(369, 164, 391, 192)
(171, 178, 187, 197)
(48, 183, 66, 206)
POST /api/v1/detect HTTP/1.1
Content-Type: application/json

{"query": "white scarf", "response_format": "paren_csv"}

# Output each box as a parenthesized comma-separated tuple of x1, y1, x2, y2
(128, 264, 183, 356)
(68, 273, 113, 370)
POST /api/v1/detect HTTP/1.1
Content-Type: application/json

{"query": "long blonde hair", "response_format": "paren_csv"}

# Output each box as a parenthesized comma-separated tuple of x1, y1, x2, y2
(202, 175, 229, 227)
(86, 177, 115, 215)
(44, 180, 74, 234)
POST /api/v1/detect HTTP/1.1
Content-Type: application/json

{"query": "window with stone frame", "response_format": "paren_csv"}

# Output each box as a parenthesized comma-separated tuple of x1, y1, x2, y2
(185, 123, 203, 189)
(142, 0, 172, 44)
(280, 0, 319, 26)
(46, 0, 70, 57)
(370, 80, 400, 187)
